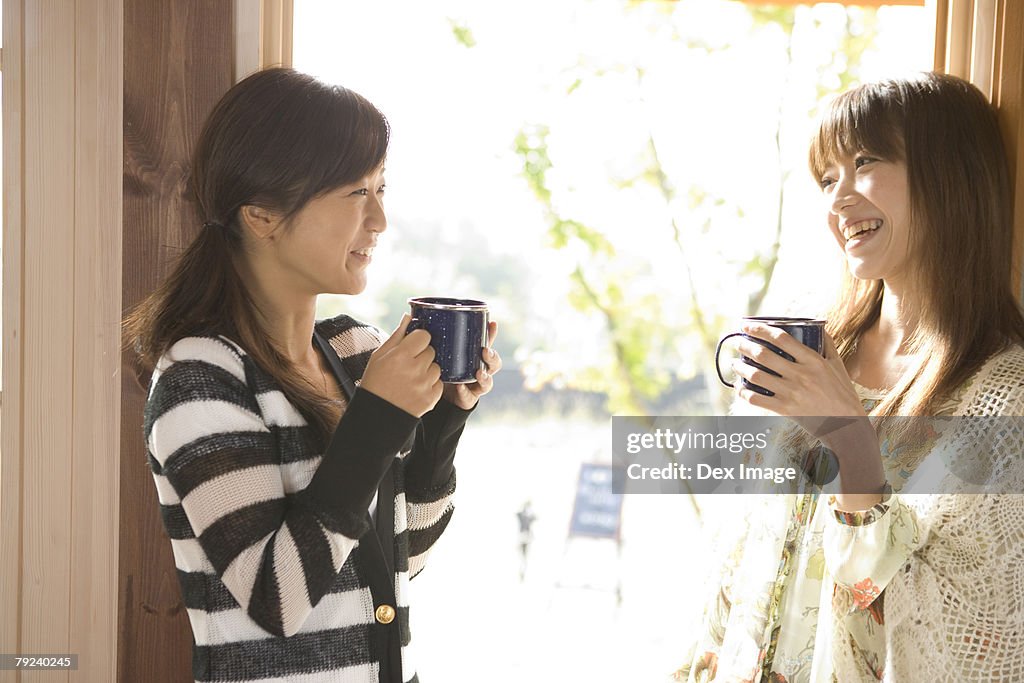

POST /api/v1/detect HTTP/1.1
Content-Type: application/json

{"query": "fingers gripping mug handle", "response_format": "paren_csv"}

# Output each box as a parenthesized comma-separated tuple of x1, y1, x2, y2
(715, 332, 746, 388)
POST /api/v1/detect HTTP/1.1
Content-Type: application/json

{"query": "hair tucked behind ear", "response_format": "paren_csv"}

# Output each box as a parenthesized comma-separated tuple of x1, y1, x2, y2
(123, 68, 390, 443)
(810, 72, 1024, 416)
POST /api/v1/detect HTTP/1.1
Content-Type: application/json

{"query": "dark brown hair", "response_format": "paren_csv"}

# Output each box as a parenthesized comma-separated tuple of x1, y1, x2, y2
(809, 72, 1024, 416)
(123, 67, 390, 441)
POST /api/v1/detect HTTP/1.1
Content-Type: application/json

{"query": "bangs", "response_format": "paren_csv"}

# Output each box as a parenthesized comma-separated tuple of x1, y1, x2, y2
(302, 86, 390, 201)
(322, 87, 391, 188)
(809, 82, 904, 180)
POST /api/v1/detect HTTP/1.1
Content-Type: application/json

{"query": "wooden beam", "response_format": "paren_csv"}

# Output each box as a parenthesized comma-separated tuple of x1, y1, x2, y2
(234, 0, 262, 81)
(935, 0, 950, 71)
(2, 1, 123, 681)
(72, 0, 124, 679)
(947, 0, 977, 77)
(21, 3, 77, 672)
(0, 0, 27, 667)
(121, 2, 234, 681)
(260, 0, 294, 69)
(971, 0, 998, 98)
(991, 0, 1024, 298)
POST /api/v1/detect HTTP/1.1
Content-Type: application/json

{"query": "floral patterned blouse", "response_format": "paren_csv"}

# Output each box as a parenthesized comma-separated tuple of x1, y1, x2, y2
(676, 345, 1024, 683)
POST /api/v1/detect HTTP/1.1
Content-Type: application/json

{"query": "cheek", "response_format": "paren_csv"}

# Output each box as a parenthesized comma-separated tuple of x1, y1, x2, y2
(826, 216, 844, 246)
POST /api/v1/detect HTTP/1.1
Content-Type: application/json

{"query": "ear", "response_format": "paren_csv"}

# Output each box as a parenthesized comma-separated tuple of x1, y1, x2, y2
(238, 204, 283, 241)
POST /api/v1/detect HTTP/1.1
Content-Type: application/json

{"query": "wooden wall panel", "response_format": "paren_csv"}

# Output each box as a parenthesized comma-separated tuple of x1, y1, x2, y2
(938, 0, 1024, 298)
(935, 0, 950, 70)
(120, 2, 233, 681)
(0, 0, 27, 671)
(21, 5, 77, 679)
(234, 0, 293, 83)
(234, 0, 262, 81)
(72, 0, 124, 679)
(2, 1, 122, 681)
(260, 0, 294, 71)
(992, 0, 1024, 298)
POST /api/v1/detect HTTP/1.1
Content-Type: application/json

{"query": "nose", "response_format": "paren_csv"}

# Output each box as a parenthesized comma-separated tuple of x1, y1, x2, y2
(366, 191, 387, 233)
(829, 175, 858, 215)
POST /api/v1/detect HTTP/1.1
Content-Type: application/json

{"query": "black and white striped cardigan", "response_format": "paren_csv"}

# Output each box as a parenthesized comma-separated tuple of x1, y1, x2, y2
(144, 314, 469, 683)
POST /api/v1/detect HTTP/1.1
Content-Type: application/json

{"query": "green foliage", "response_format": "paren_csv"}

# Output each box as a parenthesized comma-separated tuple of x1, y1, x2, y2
(626, 0, 678, 14)
(568, 266, 671, 411)
(513, 126, 553, 203)
(815, 8, 880, 108)
(508, 1, 890, 414)
(448, 18, 477, 48)
(748, 6, 796, 31)
(515, 126, 615, 256)
(513, 120, 672, 412)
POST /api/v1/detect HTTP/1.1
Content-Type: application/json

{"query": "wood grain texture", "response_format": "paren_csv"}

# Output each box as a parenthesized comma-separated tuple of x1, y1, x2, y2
(935, 0, 950, 70)
(938, 0, 1024, 297)
(72, 0, 124, 681)
(992, 0, 1024, 298)
(0, 0, 26, 677)
(120, 2, 233, 681)
(949, 0, 977, 78)
(22, 1, 76, 679)
(261, 0, 294, 69)
(2, 2, 123, 681)
(234, 0, 262, 82)
(971, 0, 997, 98)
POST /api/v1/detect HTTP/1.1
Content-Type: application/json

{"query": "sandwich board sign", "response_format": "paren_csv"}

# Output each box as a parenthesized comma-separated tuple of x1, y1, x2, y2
(568, 463, 623, 541)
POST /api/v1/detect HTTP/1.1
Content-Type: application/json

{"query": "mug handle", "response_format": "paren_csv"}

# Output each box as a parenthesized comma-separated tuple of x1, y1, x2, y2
(715, 332, 796, 389)
(714, 332, 745, 388)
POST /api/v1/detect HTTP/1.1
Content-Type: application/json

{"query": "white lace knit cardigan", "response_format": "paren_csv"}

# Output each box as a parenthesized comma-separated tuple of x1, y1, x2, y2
(831, 344, 1024, 681)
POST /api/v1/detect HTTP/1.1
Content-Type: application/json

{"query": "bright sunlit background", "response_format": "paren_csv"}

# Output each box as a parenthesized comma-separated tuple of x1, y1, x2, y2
(293, 1, 934, 680)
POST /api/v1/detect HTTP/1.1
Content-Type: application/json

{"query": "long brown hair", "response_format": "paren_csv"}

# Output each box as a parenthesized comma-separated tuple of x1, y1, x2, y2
(809, 72, 1024, 416)
(123, 67, 390, 441)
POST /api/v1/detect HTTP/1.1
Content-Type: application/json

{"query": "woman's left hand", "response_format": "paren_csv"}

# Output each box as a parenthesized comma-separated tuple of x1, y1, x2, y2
(442, 321, 502, 410)
(731, 322, 866, 436)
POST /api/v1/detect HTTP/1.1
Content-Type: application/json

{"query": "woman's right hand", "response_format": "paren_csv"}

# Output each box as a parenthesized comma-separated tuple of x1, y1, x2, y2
(360, 314, 443, 417)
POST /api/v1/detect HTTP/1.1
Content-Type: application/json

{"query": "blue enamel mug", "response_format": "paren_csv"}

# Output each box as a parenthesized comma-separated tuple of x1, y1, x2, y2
(714, 317, 826, 397)
(407, 297, 489, 384)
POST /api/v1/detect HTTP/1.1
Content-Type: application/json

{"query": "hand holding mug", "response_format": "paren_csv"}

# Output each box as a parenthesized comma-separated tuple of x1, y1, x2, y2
(716, 317, 826, 396)
(443, 321, 502, 410)
(361, 314, 443, 417)
(729, 320, 864, 419)
(723, 320, 878, 460)
(405, 297, 501, 410)
(716, 317, 870, 444)
(728, 321, 889, 507)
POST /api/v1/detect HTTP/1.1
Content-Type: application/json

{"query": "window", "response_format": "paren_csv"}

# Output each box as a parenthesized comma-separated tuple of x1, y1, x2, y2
(293, 3, 936, 679)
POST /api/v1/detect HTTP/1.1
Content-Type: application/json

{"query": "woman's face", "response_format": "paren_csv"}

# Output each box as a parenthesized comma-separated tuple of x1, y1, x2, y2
(819, 150, 912, 287)
(271, 165, 387, 296)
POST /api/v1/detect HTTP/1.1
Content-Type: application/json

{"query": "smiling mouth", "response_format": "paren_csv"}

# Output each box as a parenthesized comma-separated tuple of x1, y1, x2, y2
(842, 219, 882, 241)
(351, 247, 374, 258)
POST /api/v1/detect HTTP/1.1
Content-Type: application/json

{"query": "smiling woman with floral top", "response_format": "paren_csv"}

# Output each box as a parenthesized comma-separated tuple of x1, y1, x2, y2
(677, 73, 1024, 682)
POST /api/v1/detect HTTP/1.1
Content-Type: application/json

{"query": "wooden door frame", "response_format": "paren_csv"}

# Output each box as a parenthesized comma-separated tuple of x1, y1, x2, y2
(935, 0, 1024, 298)
(116, 2, 292, 679)
(0, 1, 124, 682)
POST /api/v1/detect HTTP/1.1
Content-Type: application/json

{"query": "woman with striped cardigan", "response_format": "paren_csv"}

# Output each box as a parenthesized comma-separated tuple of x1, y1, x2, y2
(123, 67, 501, 683)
